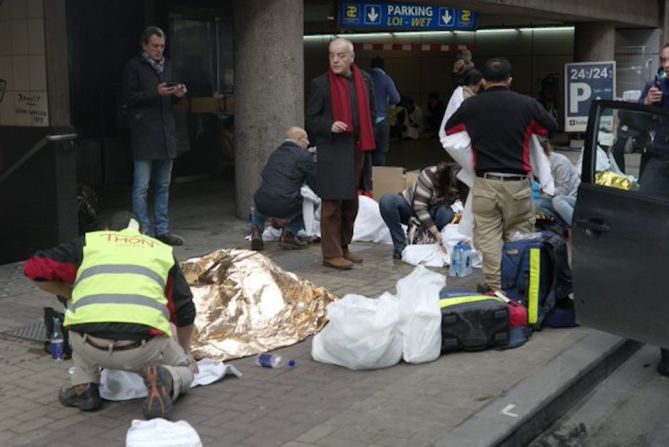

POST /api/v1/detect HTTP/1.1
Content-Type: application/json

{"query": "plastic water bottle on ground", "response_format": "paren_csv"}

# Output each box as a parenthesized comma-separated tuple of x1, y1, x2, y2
(256, 353, 285, 368)
(449, 243, 462, 277)
(50, 316, 65, 361)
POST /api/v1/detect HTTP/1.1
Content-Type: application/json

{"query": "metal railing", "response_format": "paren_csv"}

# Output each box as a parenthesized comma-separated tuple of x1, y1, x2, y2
(0, 133, 77, 183)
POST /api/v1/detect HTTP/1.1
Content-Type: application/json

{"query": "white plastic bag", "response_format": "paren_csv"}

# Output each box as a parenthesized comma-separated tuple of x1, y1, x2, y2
(396, 266, 445, 363)
(126, 418, 202, 447)
(401, 244, 449, 267)
(311, 292, 402, 370)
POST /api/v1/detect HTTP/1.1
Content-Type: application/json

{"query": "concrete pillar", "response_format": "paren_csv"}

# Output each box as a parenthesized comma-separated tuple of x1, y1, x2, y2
(233, 0, 304, 218)
(574, 22, 616, 62)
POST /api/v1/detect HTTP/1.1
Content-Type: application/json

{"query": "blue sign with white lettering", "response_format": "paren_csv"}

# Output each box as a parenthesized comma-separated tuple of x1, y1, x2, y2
(339, 2, 478, 31)
(564, 61, 616, 132)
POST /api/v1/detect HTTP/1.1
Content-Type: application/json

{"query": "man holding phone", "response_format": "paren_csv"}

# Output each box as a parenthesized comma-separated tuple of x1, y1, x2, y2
(122, 26, 187, 246)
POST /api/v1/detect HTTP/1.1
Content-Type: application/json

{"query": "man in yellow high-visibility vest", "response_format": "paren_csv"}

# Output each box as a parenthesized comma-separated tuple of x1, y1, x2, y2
(24, 213, 197, 419)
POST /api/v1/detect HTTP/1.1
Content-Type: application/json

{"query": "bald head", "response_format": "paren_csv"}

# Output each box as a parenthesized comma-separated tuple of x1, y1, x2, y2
(285, 126, 309, 149)
(329, 38, 355, 76)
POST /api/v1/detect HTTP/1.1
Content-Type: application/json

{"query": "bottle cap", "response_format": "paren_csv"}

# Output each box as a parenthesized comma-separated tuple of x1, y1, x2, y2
(287, 360, 296, 368)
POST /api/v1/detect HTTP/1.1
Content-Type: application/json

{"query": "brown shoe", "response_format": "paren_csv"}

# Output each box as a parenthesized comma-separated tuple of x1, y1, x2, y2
(141, 366, 174, 419)
(251, 225, 264, 251)
(343, 250, 363, 263)
(323, 257, 353, 270)
(280, 230, 308, 250)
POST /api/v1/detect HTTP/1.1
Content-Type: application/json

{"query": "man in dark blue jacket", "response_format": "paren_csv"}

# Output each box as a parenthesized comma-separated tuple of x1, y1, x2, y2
(370, 57, 400, 166)
(251, 127, 317, 250)
(123, 26, 187, 247)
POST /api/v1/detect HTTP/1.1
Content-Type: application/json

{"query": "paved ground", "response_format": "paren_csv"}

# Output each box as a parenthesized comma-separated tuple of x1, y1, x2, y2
(0, 177, 598, 446)
(530, 345, 669, 447)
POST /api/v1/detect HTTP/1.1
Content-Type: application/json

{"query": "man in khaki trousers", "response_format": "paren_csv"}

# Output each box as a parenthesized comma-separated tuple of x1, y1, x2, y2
(24, 212, 197, 419)
(444, 57, 558, 290)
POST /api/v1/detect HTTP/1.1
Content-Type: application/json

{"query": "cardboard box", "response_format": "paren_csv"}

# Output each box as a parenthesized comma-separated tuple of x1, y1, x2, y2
(372, 166, 405, 200)
(404, 169, 420, 188)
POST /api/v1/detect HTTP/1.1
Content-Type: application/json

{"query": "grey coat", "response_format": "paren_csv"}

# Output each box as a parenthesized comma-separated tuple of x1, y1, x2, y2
(122, 56, 178, 160)
(306, 71, 375, 200)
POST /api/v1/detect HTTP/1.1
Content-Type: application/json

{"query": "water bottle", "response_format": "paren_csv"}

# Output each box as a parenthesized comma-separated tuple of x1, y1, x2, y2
(461, 242, 473, 277)
(256, 353, 285, 368)
(450, 243, 462, 277)
(50, 316, 65, 362)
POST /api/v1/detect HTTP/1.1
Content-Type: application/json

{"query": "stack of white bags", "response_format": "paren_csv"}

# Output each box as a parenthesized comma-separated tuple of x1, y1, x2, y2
(312, 265, 445, 369)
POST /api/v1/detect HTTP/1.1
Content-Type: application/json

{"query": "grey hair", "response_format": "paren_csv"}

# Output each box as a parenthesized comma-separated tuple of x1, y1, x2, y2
(140, 26, 166, 44)
(330, 37, 354, 55)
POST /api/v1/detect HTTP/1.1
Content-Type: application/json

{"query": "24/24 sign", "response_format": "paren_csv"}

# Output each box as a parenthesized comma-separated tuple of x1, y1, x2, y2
(564, 61, 616, 132)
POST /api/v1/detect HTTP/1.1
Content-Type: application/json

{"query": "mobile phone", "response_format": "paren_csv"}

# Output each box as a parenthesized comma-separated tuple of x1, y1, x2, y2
(163, 82, 179, 88)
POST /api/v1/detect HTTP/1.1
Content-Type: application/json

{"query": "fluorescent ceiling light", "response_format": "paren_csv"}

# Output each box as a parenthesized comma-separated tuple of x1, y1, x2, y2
(475, 28, 519, 34)
(302, 25, 573, 40)
(392, 31, 453, 37)
(349, 32, 393, 38)
(518, 26, 574, 32)
(303, 34, 336, 40)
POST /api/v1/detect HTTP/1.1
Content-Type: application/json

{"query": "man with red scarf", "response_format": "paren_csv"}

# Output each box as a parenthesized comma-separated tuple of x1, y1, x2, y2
(307, 38, 376, 270)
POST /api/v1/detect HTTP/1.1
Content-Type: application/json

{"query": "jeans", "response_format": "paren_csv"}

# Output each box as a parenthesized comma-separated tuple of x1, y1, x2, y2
(552, 195, 576, 225)
(251, 208, 304, 235)
(132, 159, 173, 236)
(379, 194, 455, 255)
(372, 121, 390, 166)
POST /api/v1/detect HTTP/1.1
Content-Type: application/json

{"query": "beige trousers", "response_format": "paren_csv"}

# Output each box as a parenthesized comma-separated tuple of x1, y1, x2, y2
(472, 177, 535, 290)
(70, 332, 194, 400)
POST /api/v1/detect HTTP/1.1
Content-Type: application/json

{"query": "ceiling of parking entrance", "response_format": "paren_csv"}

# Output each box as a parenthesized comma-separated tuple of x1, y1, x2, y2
(304, 0, 658, 33)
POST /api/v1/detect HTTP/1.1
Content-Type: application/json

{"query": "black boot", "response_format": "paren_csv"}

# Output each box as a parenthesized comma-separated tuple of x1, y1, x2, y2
(251, 225, 264, 251)
(58, 383, 102, 411)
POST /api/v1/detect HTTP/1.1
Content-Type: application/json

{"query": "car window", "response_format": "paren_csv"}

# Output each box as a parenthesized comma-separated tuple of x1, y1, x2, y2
(589, 104, 669, 201)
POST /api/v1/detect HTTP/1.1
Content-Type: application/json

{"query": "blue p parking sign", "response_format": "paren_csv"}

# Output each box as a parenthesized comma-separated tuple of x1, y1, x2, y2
(564, 61, 616, 132)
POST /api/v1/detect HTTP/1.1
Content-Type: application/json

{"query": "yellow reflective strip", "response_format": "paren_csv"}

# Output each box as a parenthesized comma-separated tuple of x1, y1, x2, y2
(439, 295, 503, 308)
(528, 248, 541, 324)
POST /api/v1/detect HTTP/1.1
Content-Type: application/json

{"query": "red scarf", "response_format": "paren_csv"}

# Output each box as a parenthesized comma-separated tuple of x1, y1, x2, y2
(328, 64, 376, 151)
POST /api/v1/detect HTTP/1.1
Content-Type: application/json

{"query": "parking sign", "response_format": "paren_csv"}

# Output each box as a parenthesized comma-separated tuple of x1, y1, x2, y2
(564, 61, 616, 132)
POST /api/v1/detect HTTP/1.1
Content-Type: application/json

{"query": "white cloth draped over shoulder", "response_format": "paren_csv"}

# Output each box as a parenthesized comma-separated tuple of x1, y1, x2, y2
(438, 87, 555, 236)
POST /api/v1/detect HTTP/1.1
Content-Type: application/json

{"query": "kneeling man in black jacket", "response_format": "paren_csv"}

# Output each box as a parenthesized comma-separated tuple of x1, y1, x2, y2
(250, 127, 318, 250)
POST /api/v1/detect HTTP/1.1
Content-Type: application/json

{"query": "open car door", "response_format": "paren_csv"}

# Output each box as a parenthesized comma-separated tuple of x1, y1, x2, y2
(573, 99, 669, 348)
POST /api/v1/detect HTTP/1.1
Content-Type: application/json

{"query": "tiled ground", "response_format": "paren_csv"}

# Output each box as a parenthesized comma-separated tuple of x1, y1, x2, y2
(0, 178, 593, 446)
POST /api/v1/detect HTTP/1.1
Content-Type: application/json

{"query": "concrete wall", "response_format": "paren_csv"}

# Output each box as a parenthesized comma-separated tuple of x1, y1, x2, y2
(0, 0, 77, 263)
(410, 0, 658, 27)
(0, 0, 49, 126)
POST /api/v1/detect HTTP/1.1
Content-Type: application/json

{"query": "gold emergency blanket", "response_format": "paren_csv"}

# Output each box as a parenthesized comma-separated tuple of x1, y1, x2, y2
(180, 249, 337, 360)
(595, 171, 637, 191)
